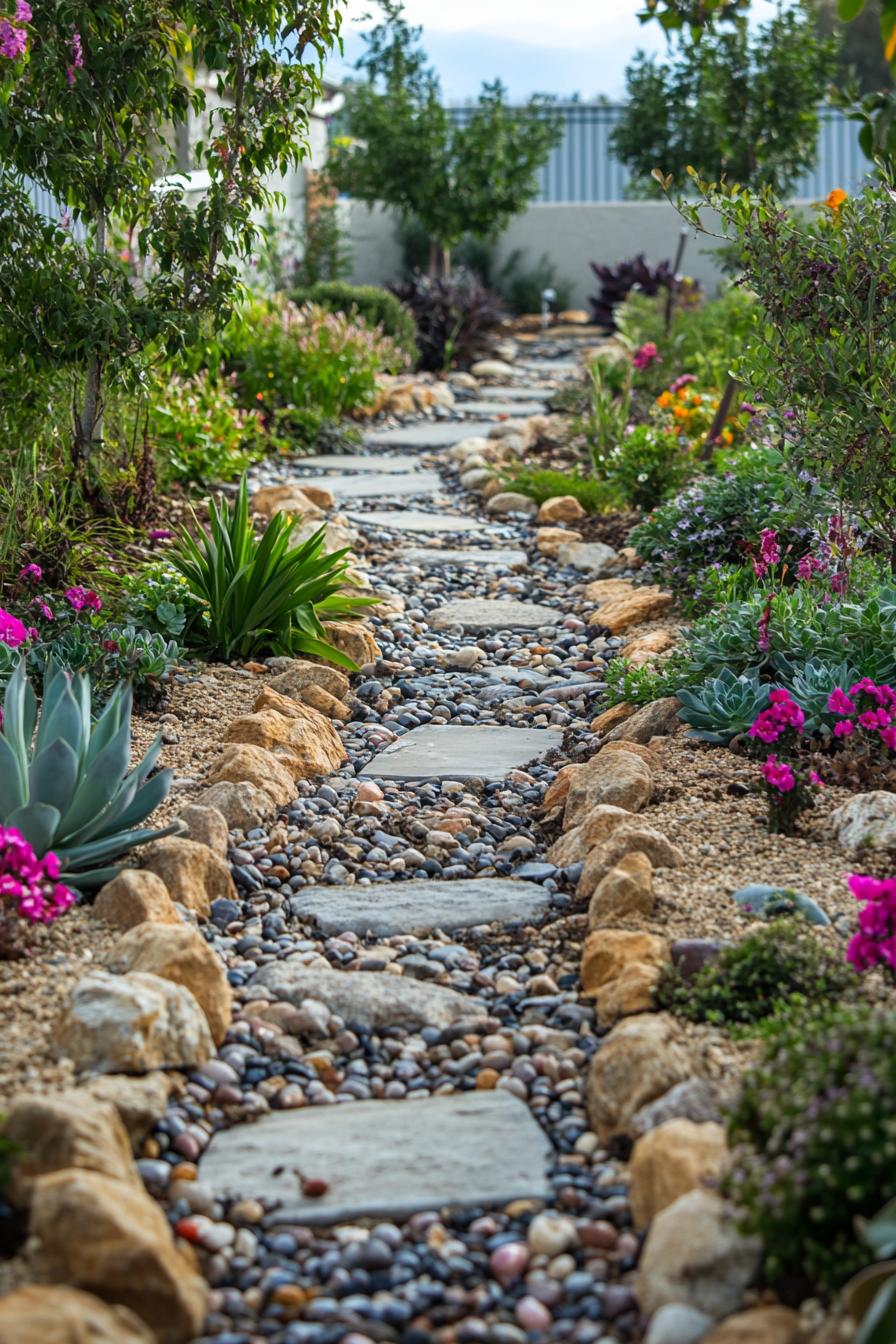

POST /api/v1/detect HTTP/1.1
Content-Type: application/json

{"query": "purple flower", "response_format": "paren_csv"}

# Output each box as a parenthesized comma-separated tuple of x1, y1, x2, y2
(148, 528, 174, 543)
(64, 586, 102, 614)
(0, 608, 31, 648)
(18, 563, 41, 583)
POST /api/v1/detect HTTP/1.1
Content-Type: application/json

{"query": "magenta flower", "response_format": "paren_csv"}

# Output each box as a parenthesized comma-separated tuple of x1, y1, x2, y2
(759, 528, 780, 566)
(0, 608, 31, 648)
(881, 725, 896, 751)
(827, 688, 856, 716)
(64, 586, 102, 614)
(670, 373, 697, 392)
(762, 755, 796, 793)
(632, 342, 660, 371)
(30, 598, 53, 622)
(752, 558, 768, 581)
(0, 827, 75, 927)
(18, 564, 41, 583)
(833, 719, 855, 738)
(66, 26, 83, 85)
(148, 529, 174, 543)
(846, 874, 896, 975)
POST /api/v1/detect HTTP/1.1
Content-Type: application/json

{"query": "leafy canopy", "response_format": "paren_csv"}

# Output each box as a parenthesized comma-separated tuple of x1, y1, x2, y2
(328, 14, 562, 257)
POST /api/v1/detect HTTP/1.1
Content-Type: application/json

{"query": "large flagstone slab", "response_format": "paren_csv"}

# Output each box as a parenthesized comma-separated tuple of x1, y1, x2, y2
(456, 400, 546, 418)
(360, 724, 564, 781)
(285, 877, 552, 937)
(199, 1092, 553, 1225)
(430, 598, 560, 632)
(348, 509, 495, 535)
(365, 421, 497, 449)
(295, 470, 442, 500)
(249, 962, 481, 1030)
(404, 547, 527, 568)
(297, 454, 423, 473)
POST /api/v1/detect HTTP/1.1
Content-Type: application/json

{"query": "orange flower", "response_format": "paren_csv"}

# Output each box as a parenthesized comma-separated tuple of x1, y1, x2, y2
(826, 188, 847, 212)
(673, 405, 689, 420)
(657, 391, 673, 408)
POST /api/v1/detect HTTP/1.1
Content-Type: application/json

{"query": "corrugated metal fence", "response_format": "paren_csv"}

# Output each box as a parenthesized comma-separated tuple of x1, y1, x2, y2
(449, 102, 869, 204)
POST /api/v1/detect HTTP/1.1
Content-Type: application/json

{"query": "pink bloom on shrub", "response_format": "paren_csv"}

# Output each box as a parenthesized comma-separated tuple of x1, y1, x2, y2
(850, 678, 882, 698)
(761, 755, 796, 793)
(827, 687, 856, 715)
(66, 27, 83, 85)
(148, 529, 174, 543)
(759, 528, 780, 566)
(18, 564, 41, 583)
(670, 374, 697, 392)
(859, 708, 892, 730)
(880, 724, 896, 751)
(830, 572, 848, 595)
(753, 559, 768, 580)
(846, 873, 896, 974)
(30, 598, 52, 621)
(64, 586, 102, 614)
(810, 770, 825, 786)
(633, 342, 660, 370)
(833, 719, 855, 737)
(0, 608, 31, 648)
(0, 827, 75, 927)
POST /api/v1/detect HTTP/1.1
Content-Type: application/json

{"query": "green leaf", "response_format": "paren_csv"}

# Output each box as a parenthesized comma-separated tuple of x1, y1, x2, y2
(7, 802, 61, 855)
(838, 0, 865, 19)
(857, 1278, 896, 1344)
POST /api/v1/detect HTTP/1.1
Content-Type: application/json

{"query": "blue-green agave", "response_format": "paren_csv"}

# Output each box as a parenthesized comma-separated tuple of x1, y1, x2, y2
(0, 659, 180, 889)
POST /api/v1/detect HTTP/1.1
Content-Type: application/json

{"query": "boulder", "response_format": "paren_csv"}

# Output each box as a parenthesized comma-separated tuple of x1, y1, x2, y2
(174, 803, 229, 857)
(542, 764, 581, 813)
(297, 483, 336, 509)
(556, 541, 618, 577)
(93, 871, 180, 931)
(29, 1169, 207, 1344)
(251, 484, 323, 519)
(485, 491, 539, 518)
(299, 683, 352, 720)
(577, 824, 685, 899)
(595, 962, 664, 1024)
(79, 1073, 172, 1144)
(589, 585, 674, 634)
(599, 739, 662, 772)
(140, 837, 237, 919)
(564, 750, 652, 827)
(590, 702, 637, 735)
(2, 1090, 138, 1207)
(581, 803, 640, 850)
(56, 971, 213, 1075)
(581, 929, 668, 1023)
(586, 1013, 695, 1144)
(644, 1304, 716, 1344)
(106, 924, 232, 1046)
(829, 791, 896, 851)
(321, 620, 382, 667)
(588, 852, 655, 927)
(630, 1079, 724, 1138)
(536, 527, 583, 557)
(547, 825, 588, 867)
(225, 705, 345, 779)
(702, 1306, 803, 1344)
(291, 517, 357, 554)
(250, 962, 485, 1031)
(0, 1285, 155, 1344)
(629, 1119, 728, 1228)
(537, 496, 587, 525)
(604, 697, 682, 744)
(625, 629, 677, 663)
(206, 742, 297, 802)
(635, 1188, 761, 1320)
(471, 358, 514, 382)
(460, 468, 494, 491)
(193, 779, 278, 830)
(268, 660, 350, 701)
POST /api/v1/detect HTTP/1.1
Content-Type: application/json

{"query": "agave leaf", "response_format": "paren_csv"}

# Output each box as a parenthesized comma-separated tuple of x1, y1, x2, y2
(56, 822, 175, 869)
(58, 864, 125, 892)
(28, 739, 81, 819)
(6, 801, 61, 854)
(2, 658, 30, 783)
(35, 673, 85, 760)
(112, 767, 173, 833)
(55, 719, 132, 844)
(0, 735, 27, 817)
(83, 683, 126, 770)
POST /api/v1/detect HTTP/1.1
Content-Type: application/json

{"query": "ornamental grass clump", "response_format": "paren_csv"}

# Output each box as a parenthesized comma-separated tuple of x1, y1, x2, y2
(726, 1003, 896, 1295)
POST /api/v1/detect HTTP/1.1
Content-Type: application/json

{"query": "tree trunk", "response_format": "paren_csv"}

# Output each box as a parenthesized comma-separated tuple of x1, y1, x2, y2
(73, 209, 106, 473)
(702, 375, 738, 461)
(427, 240, 440, 279)
(427, 242, 452, 280)
(440, 245, 451, 279)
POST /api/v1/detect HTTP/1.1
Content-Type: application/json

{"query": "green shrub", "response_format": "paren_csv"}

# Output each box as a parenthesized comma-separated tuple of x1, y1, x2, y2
(501, 466, 620, 514)
(0, 659, 179, 889)
(616, 284, 759, 392)
(657, 920, 857, 1028)
(594, 422, 695, 511)
(171, 478, 371, 665)
(148, 369, 268, 487)
(726, 1003, 896, 1293)
(292, 282, 419, 363)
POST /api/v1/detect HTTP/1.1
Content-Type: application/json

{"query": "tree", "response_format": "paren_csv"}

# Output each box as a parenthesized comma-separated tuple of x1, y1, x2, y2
(0, 1, 344, 478)
(811, 0, 892, 92)
(612, 2, 838, 195)
(328, 15, 562, 276)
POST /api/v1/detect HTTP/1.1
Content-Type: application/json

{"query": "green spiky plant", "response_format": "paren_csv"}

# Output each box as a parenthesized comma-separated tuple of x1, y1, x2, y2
(171, 477, 372, 667)
(0, 659, 180, 889)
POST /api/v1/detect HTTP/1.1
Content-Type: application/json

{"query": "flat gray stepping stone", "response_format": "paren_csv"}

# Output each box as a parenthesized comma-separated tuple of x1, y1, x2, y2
(199, 1092, 552, 1226)
(296, 471, 443, 500)
(404, 547, 527, 568)
(457, 400, 545, 417)
(365, 421, 497, 449)
(431, 598, 560, 632)
(298, 454, 422, 474)
(250, 963, 483, 1030)
(485, 385, 556, 400)
(556, 541, 618, 576)
(517, 360, 580, 374)
(348, 509, 494, 535)
(285, 877, 551, 937)
(361, 724, 564, 781)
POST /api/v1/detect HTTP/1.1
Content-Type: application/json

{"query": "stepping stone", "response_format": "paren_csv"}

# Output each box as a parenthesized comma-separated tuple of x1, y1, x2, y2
(295, 470, 443, 500)
(361, 724, 564, 782)
(365, 421, 498, 449)
(457, 400, 546, 418)
(285, 877, 552, 937)
(297, 454, 422, 474)
(517, 360, 580, 375)
(250, 963, 484, 1030)
(404, 547, 527, 568)
(348, 510, 495, 535)
(199, 1092, 553, 1226)
(431, 598, 560, 632)
(485, 385, 556, 400)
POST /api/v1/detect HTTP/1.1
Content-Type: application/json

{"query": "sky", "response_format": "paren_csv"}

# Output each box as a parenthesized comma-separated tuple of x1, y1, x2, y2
(331, 0, 780, 101)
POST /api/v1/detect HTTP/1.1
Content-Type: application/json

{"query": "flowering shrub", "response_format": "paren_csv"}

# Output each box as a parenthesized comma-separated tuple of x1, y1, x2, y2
(0, 826, 74, 958)
(0, 1, 30, 63)
(632, 341, 660, 371)
(225, 296, 404, 443)
(726, 1003, 896, 1293)
(748, 689, 821, 833)
(148, 369, 268, 486)
(821, 679, 896, 790)
(845, 874, 896, 975)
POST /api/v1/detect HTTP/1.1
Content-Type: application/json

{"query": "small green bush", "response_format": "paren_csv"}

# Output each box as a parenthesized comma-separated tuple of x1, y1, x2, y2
(292, 282, 418, 363)
(148, 369, 268, 487)
(501, 466, 620, 514)
(726, 1003, 896, 1294)
(657, 920, 857, 1028)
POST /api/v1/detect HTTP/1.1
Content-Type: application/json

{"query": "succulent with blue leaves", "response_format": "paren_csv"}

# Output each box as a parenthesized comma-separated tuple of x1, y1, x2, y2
(0, 658, 180, 890)
(677, 667, 771, 744)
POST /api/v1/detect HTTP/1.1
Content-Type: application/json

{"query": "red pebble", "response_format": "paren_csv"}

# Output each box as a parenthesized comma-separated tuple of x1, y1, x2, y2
(301, 1177, 330, 1198)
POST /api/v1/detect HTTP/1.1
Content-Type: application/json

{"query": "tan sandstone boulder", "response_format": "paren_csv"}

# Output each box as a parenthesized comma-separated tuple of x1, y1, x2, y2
(105, 924, 232, 1046)
(629, 1118, 729, 1228)
(93, 871, 180, 931)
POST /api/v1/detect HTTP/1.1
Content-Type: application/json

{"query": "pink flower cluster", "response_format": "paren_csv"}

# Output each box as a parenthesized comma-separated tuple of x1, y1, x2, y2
(670, 373, 696, 392)
(0, 607, 35, 648)
(64, 586, 102, 613)
(0, 828, 75, 926)
(761, 754, 795, 793)
(749, 689, 805, 745)
(632, 342, 660, 371)
(66, 26, 83, 85)
(845, 874, 896, 973)
(0, 0, 30, 61)
(752, 527, 782, 581)
(827, 680, 896, 751)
